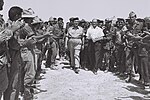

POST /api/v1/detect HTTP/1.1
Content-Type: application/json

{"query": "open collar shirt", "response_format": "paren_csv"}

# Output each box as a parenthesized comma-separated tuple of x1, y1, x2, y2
(86, 26, 104, 42)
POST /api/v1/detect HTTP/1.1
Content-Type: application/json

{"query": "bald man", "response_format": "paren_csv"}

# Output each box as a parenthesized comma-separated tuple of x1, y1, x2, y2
(86, 19, 105, 75)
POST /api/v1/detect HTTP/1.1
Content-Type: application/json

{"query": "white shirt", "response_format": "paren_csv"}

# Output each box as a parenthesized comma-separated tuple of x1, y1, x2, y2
(86, 26, 104, 42)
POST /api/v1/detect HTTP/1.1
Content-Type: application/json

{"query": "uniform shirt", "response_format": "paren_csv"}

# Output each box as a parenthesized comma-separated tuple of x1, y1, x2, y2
(103, 26, 117, 39)
(67, 26, 84, 38)
(115, 26, 127, 44)
(126, 20, 147, 44)
(53, 24, 64, 39)
(17, 24, 36, 50)
(127, 20, 147, 38)
(46, 24, 64, 39)
(46, 25, 55, 43)
(86, 26, 104, 42)
(67, 26, 84, 44)
(19, 24, 35, 39)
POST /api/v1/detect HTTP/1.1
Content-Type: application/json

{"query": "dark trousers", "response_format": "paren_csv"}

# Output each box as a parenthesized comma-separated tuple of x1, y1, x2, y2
(94, 41, 104, 71)
(4, 58, 21, 100)
(139, 56, 150, 83)
(46, 47, 52, 67)
(87, 40, 95, 70)
(87, 40, 103, 71)
(55, 38, 65, 57)
(126, 47, 139, 74)
(115, 45, 126, 73)
(44, 41, 57, 67)
(80, 44, 89, 69)
(0, 66, 8, 100)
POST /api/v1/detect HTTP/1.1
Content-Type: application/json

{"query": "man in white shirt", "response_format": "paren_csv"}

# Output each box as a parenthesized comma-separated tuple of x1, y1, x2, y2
(86, 19, 104, 75)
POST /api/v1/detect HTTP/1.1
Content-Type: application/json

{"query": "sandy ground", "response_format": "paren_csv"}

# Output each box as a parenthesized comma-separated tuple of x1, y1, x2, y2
(34, 60, 150, 100)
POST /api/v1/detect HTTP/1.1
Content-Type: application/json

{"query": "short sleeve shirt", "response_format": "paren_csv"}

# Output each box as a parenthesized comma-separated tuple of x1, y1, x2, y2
(67, 26, 84, 38)
(19, 24, 35, 39)
(86, 26, 104, 42)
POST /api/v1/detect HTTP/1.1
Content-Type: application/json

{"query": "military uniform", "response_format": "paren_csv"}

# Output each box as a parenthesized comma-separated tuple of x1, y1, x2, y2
(67, 26, 84, 71)
(53, 23, 65, 58)
(125, 19, 147, 82)
(45, 24, 58, 69)
(103, 26, 116, 71)
(115, 25, 127, 74)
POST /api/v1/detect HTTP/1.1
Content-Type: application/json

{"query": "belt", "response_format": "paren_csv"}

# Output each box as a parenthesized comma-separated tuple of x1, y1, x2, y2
(95, 40, 103, 43)
(68, 37, 82, 39)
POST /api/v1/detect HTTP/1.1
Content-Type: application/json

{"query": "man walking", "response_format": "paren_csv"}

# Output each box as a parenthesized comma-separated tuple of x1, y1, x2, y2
(65, 19, 84, 74)
(86, 19, 105, 75)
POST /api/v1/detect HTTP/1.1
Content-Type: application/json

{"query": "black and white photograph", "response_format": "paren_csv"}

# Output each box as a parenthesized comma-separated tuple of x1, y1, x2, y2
(0, 0, 150, 100)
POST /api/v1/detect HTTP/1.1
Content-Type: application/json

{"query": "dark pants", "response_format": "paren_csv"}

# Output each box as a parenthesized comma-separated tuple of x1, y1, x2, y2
(87, 40, 95, 70)
(36, 43, 44, 75)
(44, 41, 57, 67)
(94, 41, 104, 71)
(4, 55, 22, 100)
(87, 40, 103, 72)
(139, 56, 150, 83)
(0, 66, 8, 100)
(55, 38, 65, 57)
(80, 44, 89, 69)
(126, 47, 139, 74)
(115, 45, 126, 73)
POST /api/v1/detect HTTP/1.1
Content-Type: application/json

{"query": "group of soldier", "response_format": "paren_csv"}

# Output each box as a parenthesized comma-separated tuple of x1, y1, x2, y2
(0, 1, 60, 99)
(0, 0, 150, 100)
(65, 12, 150, 90)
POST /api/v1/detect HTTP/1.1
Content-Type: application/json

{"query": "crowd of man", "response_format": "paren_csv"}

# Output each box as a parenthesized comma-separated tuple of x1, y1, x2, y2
(1, 0, 150, 100)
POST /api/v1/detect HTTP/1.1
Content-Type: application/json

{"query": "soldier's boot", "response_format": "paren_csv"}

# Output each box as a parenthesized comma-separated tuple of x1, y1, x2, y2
(125, 73, 132, 83)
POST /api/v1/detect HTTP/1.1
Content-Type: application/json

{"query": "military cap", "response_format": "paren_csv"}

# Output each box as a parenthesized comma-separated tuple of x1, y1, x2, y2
(105, 18, 112, 23)
(136, 18, 145, 22)
(53, 17, 57, 21)
(74, 17, 79, 21)
(129, 11, 136, 18)
(22, 8, 35, 18)
(49, 16, 55, 22)
(117, 18, 125, 22)
(97, 19, 104, 23)
(31, 16, 43, 25)
(58, 17, 63, 21)
(69, 17, 74, 21)
(144, 17, 150, 23)
(80, 19, 86, 23)
(125, 19, 130, 22)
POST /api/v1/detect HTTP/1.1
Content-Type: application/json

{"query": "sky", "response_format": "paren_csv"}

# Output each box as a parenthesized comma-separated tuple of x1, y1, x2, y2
(1, 0, 150, 22)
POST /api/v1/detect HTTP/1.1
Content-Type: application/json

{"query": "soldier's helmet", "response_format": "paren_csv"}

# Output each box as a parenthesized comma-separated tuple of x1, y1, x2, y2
(129, 11, 137, 18)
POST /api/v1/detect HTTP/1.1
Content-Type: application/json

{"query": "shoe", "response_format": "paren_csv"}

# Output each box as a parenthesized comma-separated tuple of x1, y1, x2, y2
(50, 64, 58, 70)
(40, 70, 46, 74)
(74, 68, 79, 74)
(50, 67, 58, 70)
(45, 65, 50, 68)
(84, 68, 88, 71)
(144, 82, 150, 86)
(119, 73, 124, 77)
(115, 72, 120, 75)
(104, 69, 108, 73)
(125, 76, 131, 83)
(93, 71, 98, 75)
